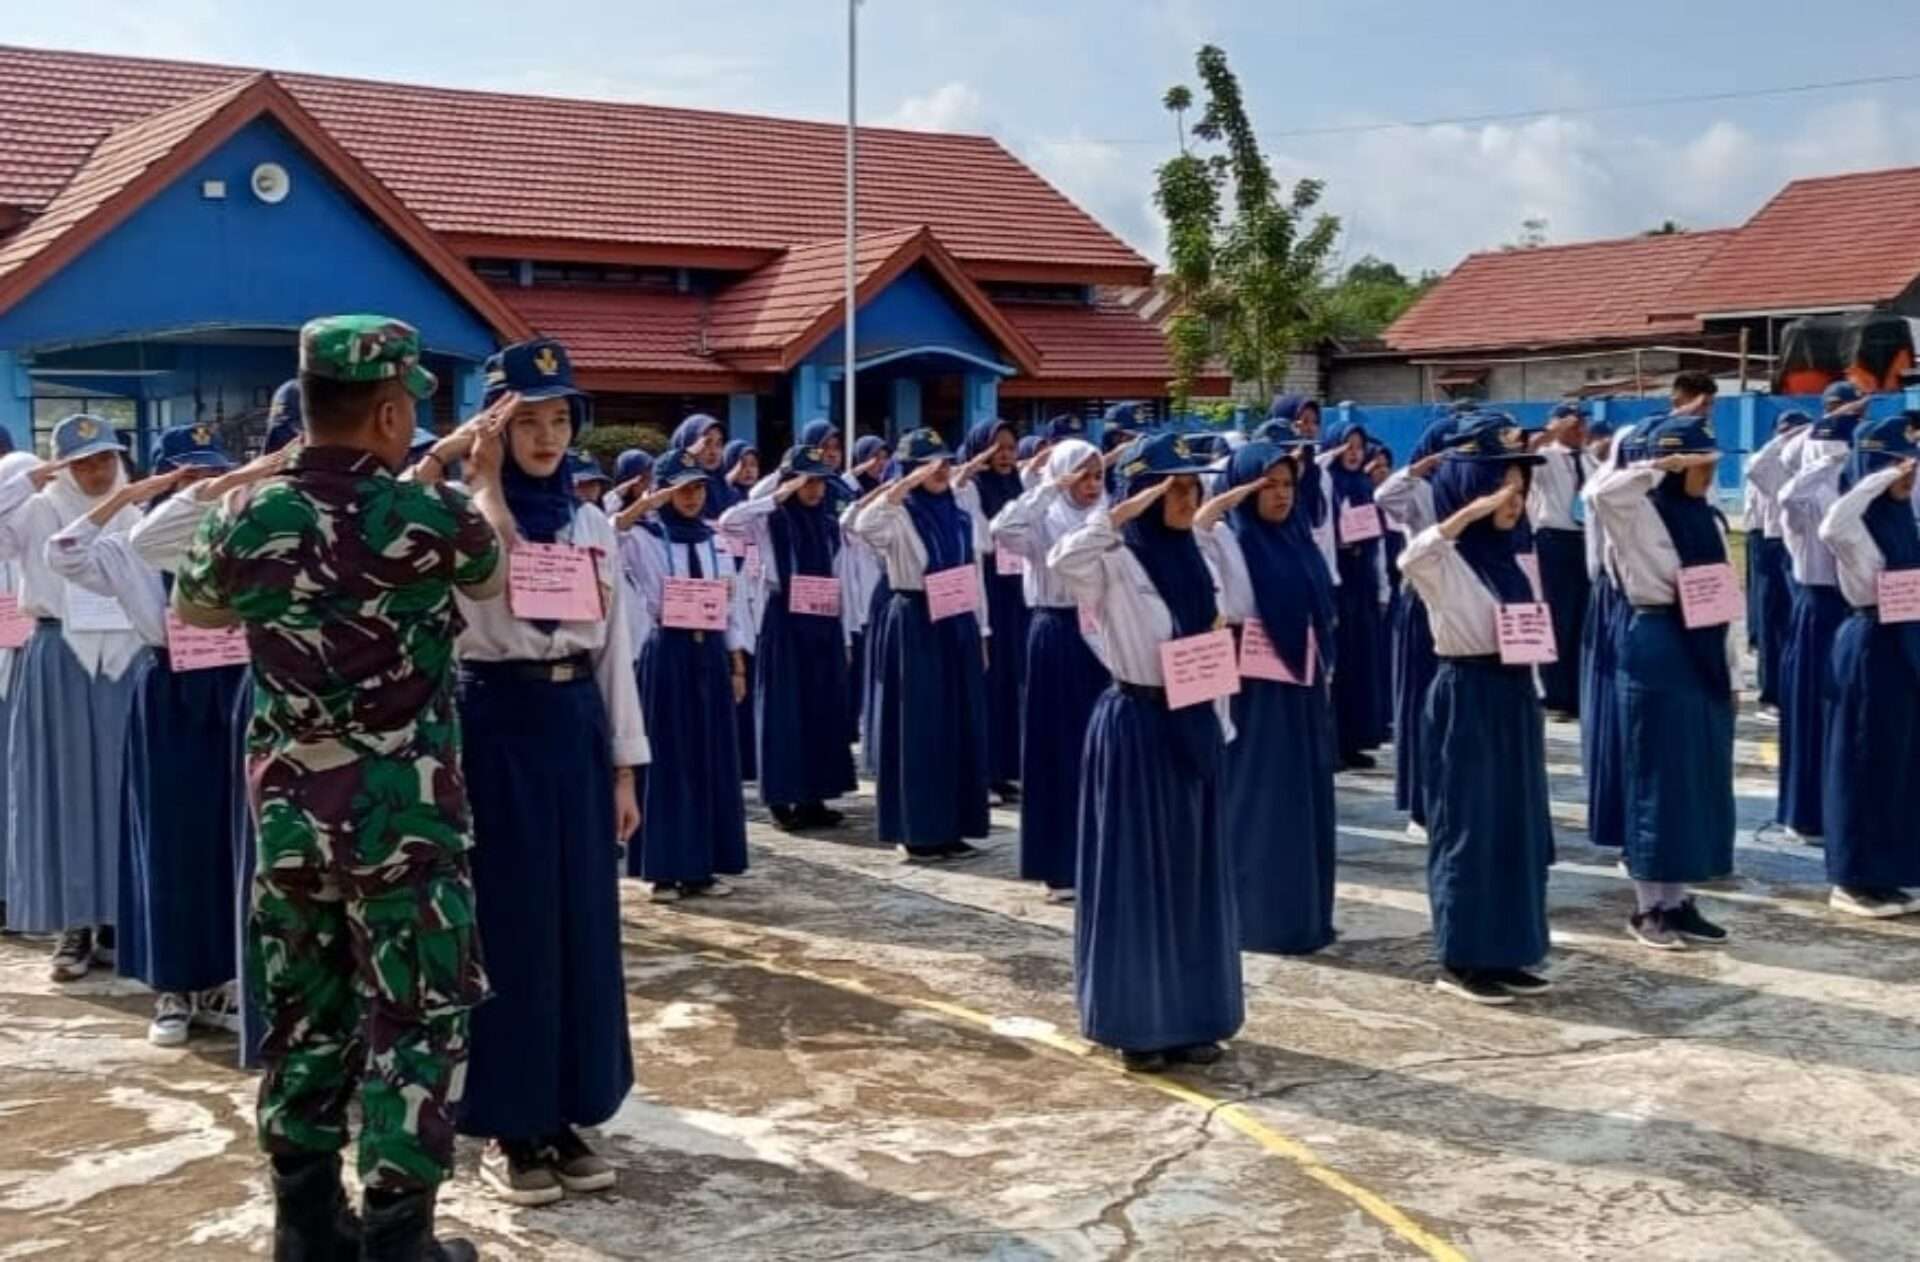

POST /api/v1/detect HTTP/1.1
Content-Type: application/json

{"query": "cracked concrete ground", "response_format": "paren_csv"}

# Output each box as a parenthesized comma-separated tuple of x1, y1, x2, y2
(3, 707, 1918, 1260)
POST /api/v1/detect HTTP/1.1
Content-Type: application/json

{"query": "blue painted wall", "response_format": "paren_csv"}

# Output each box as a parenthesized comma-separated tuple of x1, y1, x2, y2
(0, 117, 496, 359)
(805, 266, 1006, 371)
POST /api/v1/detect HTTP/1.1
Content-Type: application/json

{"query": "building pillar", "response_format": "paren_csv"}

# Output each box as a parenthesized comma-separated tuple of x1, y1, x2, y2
(791, 364, 831, 435)
(0, 350, 29, 452)
(964, 372, 999, 427)
(889, 377, 921, 442)
(454, 362, 487, 420)
(728, 392, 759, 449)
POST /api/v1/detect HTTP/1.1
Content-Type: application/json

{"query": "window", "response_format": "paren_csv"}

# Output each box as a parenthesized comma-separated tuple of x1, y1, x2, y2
(31, 396, 137, 458)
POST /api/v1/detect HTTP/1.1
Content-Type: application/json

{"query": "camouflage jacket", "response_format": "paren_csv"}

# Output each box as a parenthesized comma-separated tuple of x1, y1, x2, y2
(175, 444, 502, 775)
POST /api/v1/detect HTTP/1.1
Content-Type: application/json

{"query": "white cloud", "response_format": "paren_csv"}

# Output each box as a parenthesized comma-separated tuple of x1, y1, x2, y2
(1019, 133, 1167, 263)
(879, 80, 990, 133)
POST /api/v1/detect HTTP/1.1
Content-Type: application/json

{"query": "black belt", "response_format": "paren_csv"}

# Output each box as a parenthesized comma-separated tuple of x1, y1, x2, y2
(1631, 604, 1678, 615)
(1117, 680, 1167, 703)
(34, 617, 58, 628)
(1437, 653, 1503, 666)
(460, 654, 592, 685)
(1539, 526, 1584, 537)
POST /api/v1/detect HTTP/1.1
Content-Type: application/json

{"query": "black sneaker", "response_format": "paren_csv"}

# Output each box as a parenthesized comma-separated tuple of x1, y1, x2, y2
(1434, 967, 1515, 1006)
(1340, 751, 1377, 771)
(542, 1127, 616, 1194)
(1491, 967, 1553, 996)
(800, 802, 846, 829)
(480, 1139, 563, 1206)
(769, 804, 801, 831)
(941, 840, 983, 861)
(1120, 1049, 1169, 1073)
(1668, 898, 1728, 944)
(991, 781, 1021, 804)
(1169, 1042, 1225, 1065)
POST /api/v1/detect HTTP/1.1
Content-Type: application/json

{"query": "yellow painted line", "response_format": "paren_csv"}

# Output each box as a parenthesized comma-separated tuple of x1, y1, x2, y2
(627, 928, 1467, 1262)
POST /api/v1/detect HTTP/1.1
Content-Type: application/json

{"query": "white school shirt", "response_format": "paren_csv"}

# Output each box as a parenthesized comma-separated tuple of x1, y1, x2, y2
(1778, 449, 1847, 587)
(127, 488, 214, 573)
(1580, 423, 1642, 583)
(717, 494, 855, 649)
(836, 473, 886, 636)
(1587, 463, 1741, 689)
(1194, 522, 1331, 678)
(850, 495, 993, 638)
(0, 467, 144, 679)
(1743, 425, 1809, 542)
(453, 505, 649, 769)
(1397, 527, 1505, 657)
(1528, 444, 1586, 532)
(45, 515, 170, 649)
(1048, 509, 1232, 741)
(1817, 465, 1905, 609)
(620, 520, 754, 657)
(1307, 454, 1342, 586)
(1374, 467, 1437, 538)
(990, 480, 1093, 609)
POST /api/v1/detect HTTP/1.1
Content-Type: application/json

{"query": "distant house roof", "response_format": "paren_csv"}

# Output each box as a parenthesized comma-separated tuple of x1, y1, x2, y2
(999, 295, 1231, 398)
(1383, 230, 1734, 356)
(1656, 166, 1920, 317)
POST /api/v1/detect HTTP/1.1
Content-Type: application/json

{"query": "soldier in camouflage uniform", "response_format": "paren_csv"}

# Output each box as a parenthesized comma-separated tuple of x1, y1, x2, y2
(176, 315, 516, 1262)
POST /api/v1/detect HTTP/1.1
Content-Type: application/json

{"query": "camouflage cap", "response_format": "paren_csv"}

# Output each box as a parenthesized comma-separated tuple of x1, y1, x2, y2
(299, 315, 438, 400)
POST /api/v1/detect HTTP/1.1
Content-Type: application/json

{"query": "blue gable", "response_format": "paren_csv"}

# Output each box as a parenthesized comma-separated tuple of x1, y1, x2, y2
(0, 117, 497, 359)
(805, 266, 1010, 373)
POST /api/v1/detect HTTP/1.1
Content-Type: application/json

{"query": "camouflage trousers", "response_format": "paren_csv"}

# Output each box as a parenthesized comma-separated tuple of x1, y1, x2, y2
(249, 779, 489, 1192)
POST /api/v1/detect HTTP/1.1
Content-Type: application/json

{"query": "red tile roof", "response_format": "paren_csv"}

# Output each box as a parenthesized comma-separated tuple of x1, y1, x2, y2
(1384, 231, 1735, 355)
(1658, 166, 1920, 316)
(501, 286, 729, 383)
(0, 44, 1151, 282)
(706, 227, 921, 356)
(999, 296, 1226, 398)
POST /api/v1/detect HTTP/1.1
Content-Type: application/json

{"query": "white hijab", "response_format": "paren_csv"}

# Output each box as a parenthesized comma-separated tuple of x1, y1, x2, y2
(0, 451, 40, 697)
(1042, 439, 1106, 538)
(28, 452, 143, 678)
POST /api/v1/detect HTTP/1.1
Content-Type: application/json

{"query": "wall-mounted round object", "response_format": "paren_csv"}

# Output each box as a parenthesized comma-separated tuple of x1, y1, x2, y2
(250, 162, 291, 204)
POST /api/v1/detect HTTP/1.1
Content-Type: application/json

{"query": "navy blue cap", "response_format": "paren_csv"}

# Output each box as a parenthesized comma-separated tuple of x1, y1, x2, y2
(485, 338, 586, 404)
(1551, 402, 1591, 421)
(50, 413, 127, 463)
(570, 450, 610, 486)
(155, 423, 235, 472)
(1852, 411, 1920, 458)
(780, 443, 840, 479)
(1776, 408, 1814, 432)
(614, 448, 654, 483)
(1643, 412, 1720, 456)
(1823, 380, 1864, 408)
(1251, 419, 1314, 448)
(1587, 415, 1618, 440)
(1812, 406, 1867, 443)
(653, 449, 708, 490)
(896, 427, 956, 466)
(1115, 430, 1215, 491)
(1446, 414, 1545, 464)
(268, 379, 301, 426)
(1045, 414, 1087, 441)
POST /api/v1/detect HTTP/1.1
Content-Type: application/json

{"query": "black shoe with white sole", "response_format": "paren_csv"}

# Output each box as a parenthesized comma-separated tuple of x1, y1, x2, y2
(480, 1139, 563, 1207)
(1667, 897, 1728, 944)
(1490, 967, 1553, 996)
(1121, 1049, 1170, 1073)
(1434, 967, 1514, 1005)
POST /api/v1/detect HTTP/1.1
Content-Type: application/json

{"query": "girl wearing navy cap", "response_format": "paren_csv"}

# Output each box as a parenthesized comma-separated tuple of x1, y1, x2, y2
(0, 416, 144, 984)
(718, 444, 857, 831)
(990, 438, 1115, 901)
(1577, 415, 1642, 854)
(1814, 413, 1920, 917)
(414, 343, 647, 1206)
(1398, 423, 1556, 1003)
(1589, 412, 1736, 951)
(1196, 441, 1340, 954)
(1318, 412, 1389, 768)
(1051, 432, 1243, 1070)
(961, 419, 1030, 801)
(46, 427, 263, 1046)
(852, 428, 992, 860)
(668, 414, 731, 520)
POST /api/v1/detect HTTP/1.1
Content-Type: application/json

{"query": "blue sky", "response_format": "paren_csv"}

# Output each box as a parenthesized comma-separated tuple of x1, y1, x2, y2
(7, 0, 1920, 275)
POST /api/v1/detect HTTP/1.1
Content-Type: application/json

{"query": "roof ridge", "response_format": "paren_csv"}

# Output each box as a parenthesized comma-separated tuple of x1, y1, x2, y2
(1775, 162, 1920, 191)
(1456, 226, 1738, 264)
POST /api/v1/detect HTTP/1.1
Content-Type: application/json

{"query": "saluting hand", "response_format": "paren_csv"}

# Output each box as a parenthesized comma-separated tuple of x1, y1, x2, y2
(615, 483, 679, 530)
(27, 461, 63, 491)
(1653, 452, 1718, 474)
(465, 420, 505, 489)
(1020, 443, 1053, 478)
(773, 474, 814, 503)
(1108, 477, 1171, 528)
(1193, 479, 1260, 531)
(1409, 453, 1444, 479)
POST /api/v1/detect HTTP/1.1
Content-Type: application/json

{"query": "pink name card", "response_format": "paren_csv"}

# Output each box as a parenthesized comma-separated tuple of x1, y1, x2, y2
(994, 548, 1026, 578)
(1338, 500, 1383, 544)
(1240, 619, 1316, 686)
(1494, 602, 1558, 665)
(1078, 603, 1102, 638)
(1517, 551, 1543, 600)
(744, 541, 764, 580)
(925, 564, 978, 622)
(1160, 628, 1242, 710)
(509, 543, 604, 623)
(0, 594, 31, 649)
(1878, 569, 1920, 623)
(787, 574, 842, 618)
(1676, 562, 1741, 629)
(166, 610, 250, 672)
(661, 577, 730, 632)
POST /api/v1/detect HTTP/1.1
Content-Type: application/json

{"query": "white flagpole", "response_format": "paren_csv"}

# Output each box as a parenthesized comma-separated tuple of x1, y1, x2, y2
(843, 0, 860, 469)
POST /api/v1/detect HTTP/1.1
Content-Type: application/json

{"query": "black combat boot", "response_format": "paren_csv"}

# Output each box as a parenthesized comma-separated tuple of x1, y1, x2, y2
(271, 1152, 360, 1261)
(359, 1186, 477, 1262)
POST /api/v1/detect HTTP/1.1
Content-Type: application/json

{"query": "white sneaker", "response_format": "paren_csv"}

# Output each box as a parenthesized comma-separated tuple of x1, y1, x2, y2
(702, 879, 735, 899)
(1784, 826, 1824, 847)
(49, 929, 93, 982)
(148, 993, 193, 1047)
(1830, 887, 1910, 920)
(193, 982, 243, 1034)
(1044, 887, 1076, 905)
(1405, 821, 1428, 840)
(648, 884, 682, 904)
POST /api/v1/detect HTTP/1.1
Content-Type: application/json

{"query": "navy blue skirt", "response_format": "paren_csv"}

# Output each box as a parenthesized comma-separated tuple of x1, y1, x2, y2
(1076, 686, 1243, 1051)
(735, 649, 758, 782)
(860, 578, 892, 776)
(1619, 610, 1735, 882)
(1421, 659, 1553, 969)
(982, 564, 1029, 784)
(231, 670, 267, 1069)
(1779, 583, 1847, 835)
(756, 593, 856, 807)
(1018, 608, 1108, 888)
(1535, 528, 1590, 714)
(1392, 594, 1437, 822)
(873, 590, 990, 853)
(631, 628, 748, 883)
(1823, 613, 1920, 888)
(458, 663, 633, 1138)
(847, 628, 867, 747)
(1332, 549, 1387, 755)
(1752, 537, 1792, 705)
(1580, 577, 1629, 848)
(117, 654, 246, 993)
(1225, 674, 1337, 954)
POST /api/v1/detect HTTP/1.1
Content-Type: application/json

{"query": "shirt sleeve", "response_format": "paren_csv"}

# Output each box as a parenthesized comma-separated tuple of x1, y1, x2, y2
(129, 490, 215, 573)
(1048, 509, 1122, 607)
(1373, 468, 1429, 534)
(1819, 464, 1902, 606)
(990, 481, 1059, 563)
(1194, 523, 1256, 622)
(0, 465, 40, 562)
(589, 527, 650, 767)
(172, 496, 242, 629)
(46, 515, 170, 647)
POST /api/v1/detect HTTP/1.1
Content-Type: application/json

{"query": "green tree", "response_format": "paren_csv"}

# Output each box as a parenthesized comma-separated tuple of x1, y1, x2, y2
(1320, 255, 1440, 340)
(1154, 45, 1341, 411)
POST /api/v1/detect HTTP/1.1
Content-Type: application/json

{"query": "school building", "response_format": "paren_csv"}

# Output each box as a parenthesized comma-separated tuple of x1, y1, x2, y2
(0, 44, 1221, 463)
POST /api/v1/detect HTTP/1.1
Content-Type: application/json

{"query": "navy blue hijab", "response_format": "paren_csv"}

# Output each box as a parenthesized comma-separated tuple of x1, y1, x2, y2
(1844, 432, 1920, 676)
(501, 431, 577, 545)
(1429, 456, 1535, 605)
(851, 434, 889, 493)
(901, 458, 973, 571)
(1321, 415, 1378, 547)
(963, 419, 1024, 521)
(1647, 469, 1732, 693)
(1227, 444, 1335, 679)
(670, 414, 731, 519)
(769, 481, 841, 584)
(1122, 471, 1223, 778)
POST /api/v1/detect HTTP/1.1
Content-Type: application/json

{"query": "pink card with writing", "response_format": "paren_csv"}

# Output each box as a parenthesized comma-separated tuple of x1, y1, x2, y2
(509, 543, 604, 623)
(1078, 604, 1102, 638)
(787, 574, 842, 618)
(1878, 570, 1920, 623)
(0, 594, 31, 649)
(1240, 619, 1316, 686)
(661, 577, 730, 631)
(1338, 501, 1383, 544)
(1494, 602, 1558, 665)
(1159, 628, 1242, 710)
(1517, 552, 1543, 600)
(1676, 562, 1741, 629)
(994, 548, 1026, 578)
(925, 564, 978, 622)
(166, 610, 250, 672)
